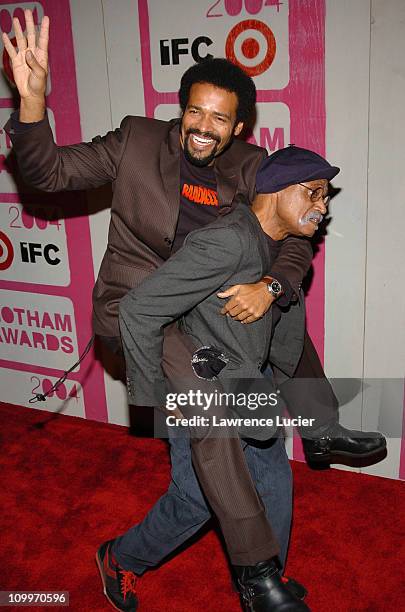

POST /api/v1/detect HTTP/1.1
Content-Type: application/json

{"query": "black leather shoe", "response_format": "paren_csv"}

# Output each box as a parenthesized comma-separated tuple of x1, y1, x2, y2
(234, 559, 310, 611)
(302, 422, 386, 466)
(231, 573, 308, 601)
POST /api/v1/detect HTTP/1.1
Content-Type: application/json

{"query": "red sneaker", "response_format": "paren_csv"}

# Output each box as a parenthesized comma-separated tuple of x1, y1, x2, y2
(96, 540, 138, 611)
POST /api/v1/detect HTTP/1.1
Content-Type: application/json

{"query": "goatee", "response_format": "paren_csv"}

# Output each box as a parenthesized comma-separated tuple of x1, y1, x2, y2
(183, 129, 220, 167)
(183, 142, 217, 167)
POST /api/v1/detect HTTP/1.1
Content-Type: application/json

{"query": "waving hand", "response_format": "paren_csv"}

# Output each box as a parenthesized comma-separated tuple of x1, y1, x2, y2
(2, 9, 49, 119)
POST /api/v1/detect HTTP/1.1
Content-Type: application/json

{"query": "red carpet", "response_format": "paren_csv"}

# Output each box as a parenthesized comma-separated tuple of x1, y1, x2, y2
(0, 402, 404, 612)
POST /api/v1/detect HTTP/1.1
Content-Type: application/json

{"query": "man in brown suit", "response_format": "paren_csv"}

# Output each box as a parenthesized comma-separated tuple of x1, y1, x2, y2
(3, 10, 385, 612)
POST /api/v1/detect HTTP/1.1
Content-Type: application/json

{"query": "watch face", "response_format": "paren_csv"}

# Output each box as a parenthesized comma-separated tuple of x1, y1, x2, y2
(270, 281, 282, 294)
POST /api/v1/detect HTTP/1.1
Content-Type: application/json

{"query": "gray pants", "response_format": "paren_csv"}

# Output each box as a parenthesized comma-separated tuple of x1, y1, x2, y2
(112, 435, 292, 573)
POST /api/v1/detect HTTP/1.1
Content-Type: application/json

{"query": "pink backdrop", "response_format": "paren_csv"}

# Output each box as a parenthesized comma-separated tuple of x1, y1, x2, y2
(0, 0, 107, 421)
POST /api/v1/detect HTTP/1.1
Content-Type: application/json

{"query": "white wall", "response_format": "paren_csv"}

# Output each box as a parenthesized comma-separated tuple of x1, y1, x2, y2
(363, 0, 405, 478)
(324, 0, 405, 479)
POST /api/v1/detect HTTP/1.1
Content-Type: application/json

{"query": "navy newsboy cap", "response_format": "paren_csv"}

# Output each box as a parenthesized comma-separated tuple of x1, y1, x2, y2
(256, 145, 340, 194)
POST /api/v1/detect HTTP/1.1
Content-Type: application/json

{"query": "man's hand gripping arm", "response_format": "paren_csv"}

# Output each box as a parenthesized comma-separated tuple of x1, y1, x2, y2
(218, 236, 313, 323)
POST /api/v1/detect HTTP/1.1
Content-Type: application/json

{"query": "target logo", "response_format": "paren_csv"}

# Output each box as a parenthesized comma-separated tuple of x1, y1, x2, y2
(226, 19, 276, 76)
(0, 230, 14, 270)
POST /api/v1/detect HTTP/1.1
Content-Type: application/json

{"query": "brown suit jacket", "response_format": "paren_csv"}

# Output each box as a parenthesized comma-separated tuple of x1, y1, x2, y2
(6, 115, 312, 337)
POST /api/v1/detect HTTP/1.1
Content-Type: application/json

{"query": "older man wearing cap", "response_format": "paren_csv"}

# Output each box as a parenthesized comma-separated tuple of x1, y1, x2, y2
(116, 145, 385, 611)
(254, 148, 386, 462)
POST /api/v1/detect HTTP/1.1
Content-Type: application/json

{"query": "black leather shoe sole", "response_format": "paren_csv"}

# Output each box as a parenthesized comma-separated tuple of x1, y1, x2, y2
(305, 444, 387, 469)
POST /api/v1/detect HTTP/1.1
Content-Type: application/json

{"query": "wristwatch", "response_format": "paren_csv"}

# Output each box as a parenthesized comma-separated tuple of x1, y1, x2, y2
(262, 276, 283, 299)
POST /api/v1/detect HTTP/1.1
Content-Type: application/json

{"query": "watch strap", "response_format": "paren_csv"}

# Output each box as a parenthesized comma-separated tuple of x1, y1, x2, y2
(262, 276, 284, 298)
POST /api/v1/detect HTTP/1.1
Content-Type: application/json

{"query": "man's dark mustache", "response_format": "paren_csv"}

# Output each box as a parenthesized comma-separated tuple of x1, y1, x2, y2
(186, 128, 221, 144)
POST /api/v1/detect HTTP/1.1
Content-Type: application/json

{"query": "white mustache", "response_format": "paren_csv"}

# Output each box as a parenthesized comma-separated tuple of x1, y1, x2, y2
(301, 211, 323, 224)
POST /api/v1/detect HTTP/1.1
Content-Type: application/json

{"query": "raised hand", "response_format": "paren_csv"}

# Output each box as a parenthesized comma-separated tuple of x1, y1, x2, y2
(2, 9, 49, 118)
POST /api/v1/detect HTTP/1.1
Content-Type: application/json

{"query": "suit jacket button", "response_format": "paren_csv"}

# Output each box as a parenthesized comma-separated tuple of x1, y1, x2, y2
(164, 237, 172, 245)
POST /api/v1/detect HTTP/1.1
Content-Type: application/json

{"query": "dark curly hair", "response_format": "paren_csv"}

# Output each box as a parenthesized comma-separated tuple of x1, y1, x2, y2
(179, 58, 256, 124)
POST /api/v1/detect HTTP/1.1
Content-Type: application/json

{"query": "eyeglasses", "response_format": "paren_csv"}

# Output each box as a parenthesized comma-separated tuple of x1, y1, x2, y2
(298, 183, 330, 205)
